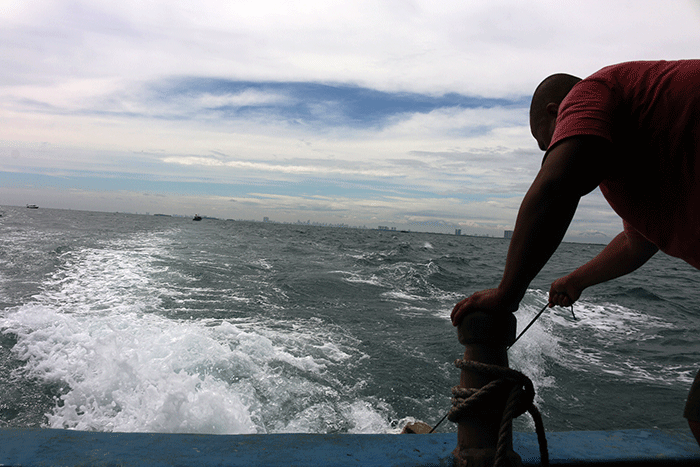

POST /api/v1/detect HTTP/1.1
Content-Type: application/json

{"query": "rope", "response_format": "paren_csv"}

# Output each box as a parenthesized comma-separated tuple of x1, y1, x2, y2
(427, 302, 576, 464)
(449, 360, 549, 467)
(431, 303, 575, 430)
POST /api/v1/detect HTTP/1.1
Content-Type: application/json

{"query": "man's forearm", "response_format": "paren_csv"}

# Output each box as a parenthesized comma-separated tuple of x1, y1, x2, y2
(496, 137, 610, 305)
(564, 230, 658, 291)
(498, 172, 581, 303)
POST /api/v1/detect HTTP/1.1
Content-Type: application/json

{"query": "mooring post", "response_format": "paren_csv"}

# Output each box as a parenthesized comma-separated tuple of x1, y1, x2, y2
(454, 311, 521, 467)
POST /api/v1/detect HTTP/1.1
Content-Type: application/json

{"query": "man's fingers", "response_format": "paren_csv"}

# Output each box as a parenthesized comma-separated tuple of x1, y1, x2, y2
(550, 292, 572, 307)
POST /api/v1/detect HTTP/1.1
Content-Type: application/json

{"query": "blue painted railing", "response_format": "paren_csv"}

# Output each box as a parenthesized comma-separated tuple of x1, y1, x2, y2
(0, 428, 698, 466)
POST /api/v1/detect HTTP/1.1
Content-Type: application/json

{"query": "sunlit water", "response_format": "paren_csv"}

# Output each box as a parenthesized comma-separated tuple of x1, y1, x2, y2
(1, 206, 699, 434)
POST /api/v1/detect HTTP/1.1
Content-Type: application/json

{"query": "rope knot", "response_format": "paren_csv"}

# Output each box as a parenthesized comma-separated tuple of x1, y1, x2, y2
(449, 359, 549, 467)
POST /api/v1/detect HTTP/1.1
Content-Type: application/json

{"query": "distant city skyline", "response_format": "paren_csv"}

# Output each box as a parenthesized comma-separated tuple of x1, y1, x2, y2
(1, 203, 600, 244)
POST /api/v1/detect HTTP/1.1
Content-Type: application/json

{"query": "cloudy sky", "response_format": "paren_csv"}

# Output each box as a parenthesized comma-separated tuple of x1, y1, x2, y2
(2, 1, 699, 240)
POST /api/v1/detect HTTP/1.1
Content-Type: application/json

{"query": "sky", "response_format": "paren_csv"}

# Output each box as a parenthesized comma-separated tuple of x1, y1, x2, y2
(2, 1, 700, 241)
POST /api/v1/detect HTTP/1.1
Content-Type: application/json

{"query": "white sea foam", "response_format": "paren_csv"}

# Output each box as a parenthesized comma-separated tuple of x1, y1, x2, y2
(521, 290, 692, 387)
(2, 297, 387, 434)
(343, 400, 392, 433)
(381, 291, 422, 301)
(511, 297, 561, 409)
(2, 303, 257, 433)
(253, 258, 273, 270)
(334, 271, 384, 287)
(0, 231, 389, 435)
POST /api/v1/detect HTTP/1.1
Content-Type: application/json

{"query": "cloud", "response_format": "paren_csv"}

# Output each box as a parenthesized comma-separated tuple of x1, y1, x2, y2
(4, 1, 700, 95)
(159, 155, 401, 178)
(5, 77, 525, 129)
(2, 1, 700, 239)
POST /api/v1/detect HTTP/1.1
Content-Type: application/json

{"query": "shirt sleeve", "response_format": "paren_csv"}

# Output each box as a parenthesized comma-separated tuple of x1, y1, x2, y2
(622, 219, 653, 245)
(548, 78, 618, 152)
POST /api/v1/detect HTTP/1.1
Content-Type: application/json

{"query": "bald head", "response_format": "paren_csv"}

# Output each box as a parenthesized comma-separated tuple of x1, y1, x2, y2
(529, 73, 581, 150)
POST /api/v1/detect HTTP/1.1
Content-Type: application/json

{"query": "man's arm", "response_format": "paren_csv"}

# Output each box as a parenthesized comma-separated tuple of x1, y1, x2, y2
(548, 223, 658, 307)
(451, 135, 611, 326)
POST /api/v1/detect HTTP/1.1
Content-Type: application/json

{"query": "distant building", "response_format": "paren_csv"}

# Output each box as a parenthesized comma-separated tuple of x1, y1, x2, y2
(504, 230, 513, 239)
(455, 229, 461, 236)
(263, 217, 269, 223)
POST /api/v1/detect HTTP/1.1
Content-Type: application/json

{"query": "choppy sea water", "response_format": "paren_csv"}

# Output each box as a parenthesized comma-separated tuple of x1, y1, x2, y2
(1, 206, 699, 435)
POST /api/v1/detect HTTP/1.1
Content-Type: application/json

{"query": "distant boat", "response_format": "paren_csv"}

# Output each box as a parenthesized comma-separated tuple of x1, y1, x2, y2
(193, 214, 202, 221)
(26, 204, 38, 209)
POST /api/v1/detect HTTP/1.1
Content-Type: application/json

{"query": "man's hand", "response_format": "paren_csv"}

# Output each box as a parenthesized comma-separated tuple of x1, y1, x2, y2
(450, 288, 519, 326)
(547, 226, 658, 308)
(548, 276, 581, 307)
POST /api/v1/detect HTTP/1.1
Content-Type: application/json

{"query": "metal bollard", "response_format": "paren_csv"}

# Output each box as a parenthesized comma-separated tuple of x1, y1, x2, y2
(454, 311, 521, 467)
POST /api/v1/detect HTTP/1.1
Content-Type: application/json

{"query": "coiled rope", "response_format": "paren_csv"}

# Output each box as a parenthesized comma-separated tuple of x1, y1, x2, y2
(448, 360, 549, 467)
(429, 303, 575, 466)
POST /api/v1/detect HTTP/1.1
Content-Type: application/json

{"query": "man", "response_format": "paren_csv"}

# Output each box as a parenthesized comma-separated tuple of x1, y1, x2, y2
(450, 60, 700, 441)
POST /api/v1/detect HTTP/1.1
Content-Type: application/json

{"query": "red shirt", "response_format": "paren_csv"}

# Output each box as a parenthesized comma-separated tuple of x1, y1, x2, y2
(549, 60, 700, 269)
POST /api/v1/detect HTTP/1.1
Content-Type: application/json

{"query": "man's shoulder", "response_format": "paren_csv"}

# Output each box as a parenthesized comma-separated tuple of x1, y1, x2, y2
(585, 60, 700, 85)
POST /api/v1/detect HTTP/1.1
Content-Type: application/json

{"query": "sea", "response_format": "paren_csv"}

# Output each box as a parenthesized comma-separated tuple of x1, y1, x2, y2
(1, 205, 699, 436)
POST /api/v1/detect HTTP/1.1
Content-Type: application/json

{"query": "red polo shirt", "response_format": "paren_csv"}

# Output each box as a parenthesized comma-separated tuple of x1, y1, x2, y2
(548, 60, 700, 269)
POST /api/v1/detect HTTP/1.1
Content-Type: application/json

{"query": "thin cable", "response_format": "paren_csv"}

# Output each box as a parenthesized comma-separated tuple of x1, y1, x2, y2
(507, 303, 549, 350)
(428, 411, 449, 434)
